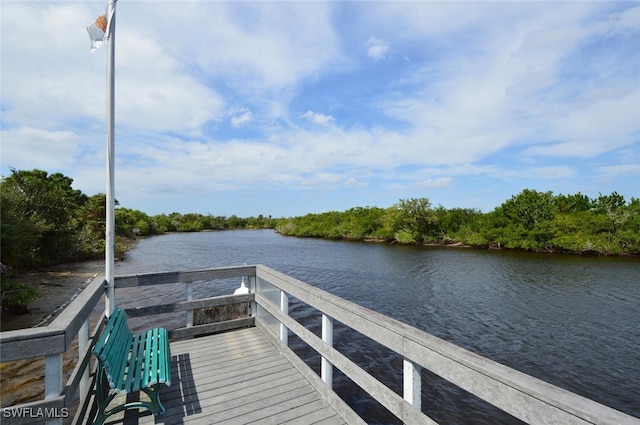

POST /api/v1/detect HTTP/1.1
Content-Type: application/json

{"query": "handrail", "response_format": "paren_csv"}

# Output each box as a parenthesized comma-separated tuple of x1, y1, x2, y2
(113, 265, 256, 288)
(0, 266, 257, 425)
(1, 265, 638, 425)
(0, 274, 106, 425)
(253, 264, 639, 425)
(0, 274, 104, 363)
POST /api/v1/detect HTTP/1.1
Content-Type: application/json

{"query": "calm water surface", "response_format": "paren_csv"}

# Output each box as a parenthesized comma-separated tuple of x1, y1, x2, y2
(115, 230, 640, 424)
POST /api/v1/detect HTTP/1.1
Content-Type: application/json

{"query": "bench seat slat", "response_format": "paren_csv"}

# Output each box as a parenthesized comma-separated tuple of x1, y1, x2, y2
(159, 328, 170, 384)
(144, 329, 155, 387)
(152, 328, 160, 385)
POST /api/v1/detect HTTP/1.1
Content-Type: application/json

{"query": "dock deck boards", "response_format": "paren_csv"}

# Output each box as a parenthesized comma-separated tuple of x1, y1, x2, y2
(80, 327, 346, 425)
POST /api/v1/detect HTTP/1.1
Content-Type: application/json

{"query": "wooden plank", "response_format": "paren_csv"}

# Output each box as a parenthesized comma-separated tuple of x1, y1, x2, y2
(182, 294, 254, 311)
(169, 317, 254, 339)
(256, 265, 405, 352)
(404, 334, 639, 425)
(114, 266, 256, 288)
(255, 265, 640, 425)
(91, 327, 353, 425)
(64, 319, 104, 403)
(255, 398, 342, 424)
(256, 321, 367, 425)
(124, 293, 254, 318)
(209, 390, 320, 424)
(255, 295, 432, 424)
(311, 412, 348, 425)
(0, 327, 66, 362)
(156, 374, 308, 423)
(163, 364, 299, 407)
(279, 404, 345, 425)
(49, 274, 105, 349)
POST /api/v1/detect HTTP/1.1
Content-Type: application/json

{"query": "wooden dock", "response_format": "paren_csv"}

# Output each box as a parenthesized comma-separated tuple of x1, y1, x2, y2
(78, 327, 348, 425)
(1, 265, 639, 425)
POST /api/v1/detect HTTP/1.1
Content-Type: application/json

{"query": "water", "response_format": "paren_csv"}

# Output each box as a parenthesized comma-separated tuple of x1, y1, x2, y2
(115, 230, 640, 423)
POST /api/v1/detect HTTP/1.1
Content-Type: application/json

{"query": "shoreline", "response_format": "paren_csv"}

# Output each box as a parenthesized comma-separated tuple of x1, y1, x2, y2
(303, 233, 639, 256)
(0, 259, 104, 331)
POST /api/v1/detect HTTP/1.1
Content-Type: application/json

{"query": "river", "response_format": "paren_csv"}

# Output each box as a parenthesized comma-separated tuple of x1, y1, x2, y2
(115, 229, 640, 424)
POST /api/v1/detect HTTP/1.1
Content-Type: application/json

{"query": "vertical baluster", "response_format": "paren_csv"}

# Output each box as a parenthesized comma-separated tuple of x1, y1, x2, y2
(279, 290, 288, 345)
(321, 314, 334, 388)
(44, 353, 63, 425)
(403, 358, 421, 410)
(248, 275, 256, 317)
(186, 281, 193, 328)
(78, 319, 90, 401)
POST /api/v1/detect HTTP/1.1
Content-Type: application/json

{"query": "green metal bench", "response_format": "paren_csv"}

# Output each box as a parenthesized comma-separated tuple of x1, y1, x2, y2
(91, 307, 171, 425)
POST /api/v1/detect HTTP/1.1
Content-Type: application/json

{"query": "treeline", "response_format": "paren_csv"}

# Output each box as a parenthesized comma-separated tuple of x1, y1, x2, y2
(276, 191, 640, 255)
(123, 211, 277, 234)
(2, 168, 638, 309)
(0, 169, 276, 308)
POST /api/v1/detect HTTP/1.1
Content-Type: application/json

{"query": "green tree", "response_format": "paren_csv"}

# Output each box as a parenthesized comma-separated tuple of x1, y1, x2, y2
(76, 194, 108, 258)
(115, 207, 155, 236)
(553, 192, 593, 213)
(391, 198, 436, 243)
(500, 189, 554, 231)
(152, 214, 176, 232)
(0, 169, 88, 270)
(433, 206, 482, 243)
(593, 192, 629, 234)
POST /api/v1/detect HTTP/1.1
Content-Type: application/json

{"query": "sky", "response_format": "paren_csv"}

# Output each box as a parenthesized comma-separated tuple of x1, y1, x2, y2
(1, 1, 639, 218)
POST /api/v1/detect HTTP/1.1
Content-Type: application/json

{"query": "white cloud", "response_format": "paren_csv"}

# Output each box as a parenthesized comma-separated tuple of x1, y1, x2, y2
(597, 164, 640, 177)
(300, 110, 334, 125)
(416, 177, 453, 188)
(1, 2, 225, 138)
(365, 37, 389, 61)
(230, 110, 254, 128)
(2, 1, 638, 216)
(1, 127, 80, 171)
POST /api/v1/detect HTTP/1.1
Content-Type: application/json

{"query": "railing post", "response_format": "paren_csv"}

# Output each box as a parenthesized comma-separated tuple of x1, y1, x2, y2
(248, 275, 256, 317)
(279, 290, 288, 345)
(44, 353, 63, 425)
(403, 358, 421, 410)
(186, 281, 193, 328)
(321, 314, 334, 388)
(78, 319, 90, 401)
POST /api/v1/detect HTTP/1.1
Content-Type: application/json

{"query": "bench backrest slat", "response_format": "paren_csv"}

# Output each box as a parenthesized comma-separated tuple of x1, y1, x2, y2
(126, 333, 146, 392)
(92, 308, 133, 389)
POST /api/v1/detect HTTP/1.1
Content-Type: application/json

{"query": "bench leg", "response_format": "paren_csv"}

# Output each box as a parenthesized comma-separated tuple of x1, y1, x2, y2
(141, 384, 165, 416)
(93, 369, 165, 425)
(93, 367, 118, 425)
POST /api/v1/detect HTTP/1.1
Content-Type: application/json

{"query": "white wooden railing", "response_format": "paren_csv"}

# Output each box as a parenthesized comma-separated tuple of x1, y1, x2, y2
(252, 265, 639, 425)
(0, 274, 105, 425)
(1, 265, 638, 425)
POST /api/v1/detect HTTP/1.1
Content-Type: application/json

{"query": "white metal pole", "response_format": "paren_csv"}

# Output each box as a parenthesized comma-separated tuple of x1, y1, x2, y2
(104, 0, 117, 317)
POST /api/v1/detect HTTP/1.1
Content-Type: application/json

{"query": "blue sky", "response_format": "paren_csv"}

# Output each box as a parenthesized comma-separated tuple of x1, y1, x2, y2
(2, 1, 639, 217)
